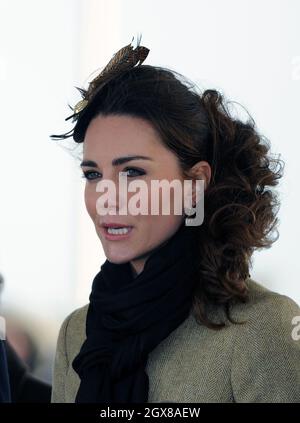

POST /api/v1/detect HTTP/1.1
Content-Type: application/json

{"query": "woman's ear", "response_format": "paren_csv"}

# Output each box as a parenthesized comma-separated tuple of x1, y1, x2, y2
(188, 161, 211, 205)
(190, 161, 211, 190)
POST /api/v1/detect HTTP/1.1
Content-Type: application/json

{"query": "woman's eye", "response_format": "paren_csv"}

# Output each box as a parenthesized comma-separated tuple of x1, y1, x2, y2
(81, 168, 145, 181)
(123, 167, 145, 177)
(81, 171, 101, 180)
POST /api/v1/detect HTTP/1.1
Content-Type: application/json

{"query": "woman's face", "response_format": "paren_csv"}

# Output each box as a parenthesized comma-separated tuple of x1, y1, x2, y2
(81, 114, 189, 276)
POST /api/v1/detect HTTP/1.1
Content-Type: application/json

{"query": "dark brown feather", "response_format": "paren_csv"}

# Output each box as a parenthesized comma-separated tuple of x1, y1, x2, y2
(66, 35, 150, 122)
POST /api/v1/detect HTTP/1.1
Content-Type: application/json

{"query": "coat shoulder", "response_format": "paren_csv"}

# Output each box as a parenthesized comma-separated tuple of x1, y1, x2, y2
(227, 278, 300, 402)
(51, 304, 88, 403)
(63, 304, 89, 360)
(65, 304, 89, 330)
(229, 277, 300, 323)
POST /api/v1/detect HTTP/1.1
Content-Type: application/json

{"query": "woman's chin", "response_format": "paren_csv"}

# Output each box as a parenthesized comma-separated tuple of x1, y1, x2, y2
(105, 252, 136, 265)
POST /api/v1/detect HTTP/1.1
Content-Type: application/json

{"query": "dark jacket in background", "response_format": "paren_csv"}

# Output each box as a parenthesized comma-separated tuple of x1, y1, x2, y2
(0, 340, 11, 402)
(5, 341, 51, 402)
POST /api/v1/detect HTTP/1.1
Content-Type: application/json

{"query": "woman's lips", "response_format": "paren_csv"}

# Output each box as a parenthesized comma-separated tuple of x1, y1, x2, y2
(100, 225, 134, 241)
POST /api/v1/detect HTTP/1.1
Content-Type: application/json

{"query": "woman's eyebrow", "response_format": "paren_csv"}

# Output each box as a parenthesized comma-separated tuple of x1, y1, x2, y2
(80, 155, 153, 168)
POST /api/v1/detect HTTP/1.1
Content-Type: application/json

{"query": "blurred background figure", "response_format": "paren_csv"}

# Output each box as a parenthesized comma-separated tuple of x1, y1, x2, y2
(0, 340, 11, 403)
(0, 272, 51, 402)
(4, 341, 51, 402)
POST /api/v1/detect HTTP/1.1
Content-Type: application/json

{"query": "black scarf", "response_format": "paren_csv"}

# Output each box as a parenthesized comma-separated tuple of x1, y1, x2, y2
(72, 221, 199, 403)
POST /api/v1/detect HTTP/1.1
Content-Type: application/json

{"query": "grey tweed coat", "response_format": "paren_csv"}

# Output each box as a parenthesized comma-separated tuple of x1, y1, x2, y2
(51, 278, 300, 403)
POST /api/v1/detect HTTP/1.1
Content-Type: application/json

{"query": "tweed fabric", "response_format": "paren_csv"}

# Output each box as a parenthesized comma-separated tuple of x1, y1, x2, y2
(51, 278, 300, 403)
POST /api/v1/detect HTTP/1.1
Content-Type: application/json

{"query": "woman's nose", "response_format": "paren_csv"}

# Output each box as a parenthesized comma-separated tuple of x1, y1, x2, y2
(96, 172, 129, 215)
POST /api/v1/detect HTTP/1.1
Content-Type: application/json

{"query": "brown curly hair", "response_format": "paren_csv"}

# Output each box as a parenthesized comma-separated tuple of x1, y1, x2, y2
(50, 65, 285, 330)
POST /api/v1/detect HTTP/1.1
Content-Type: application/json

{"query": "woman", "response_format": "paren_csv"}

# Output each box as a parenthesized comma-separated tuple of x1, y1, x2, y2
(50, 37, 300, 403)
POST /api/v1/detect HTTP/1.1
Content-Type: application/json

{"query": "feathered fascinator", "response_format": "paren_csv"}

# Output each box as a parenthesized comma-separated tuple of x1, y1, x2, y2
(63, 34, 149, 126)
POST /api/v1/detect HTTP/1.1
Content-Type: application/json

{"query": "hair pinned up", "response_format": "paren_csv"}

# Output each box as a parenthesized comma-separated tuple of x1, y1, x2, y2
(50, 33, 150, 140)
(50, 38, 284, 329)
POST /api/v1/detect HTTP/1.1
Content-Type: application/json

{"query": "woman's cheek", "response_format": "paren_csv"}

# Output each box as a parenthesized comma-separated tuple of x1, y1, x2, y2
(84, 184, 97, 221)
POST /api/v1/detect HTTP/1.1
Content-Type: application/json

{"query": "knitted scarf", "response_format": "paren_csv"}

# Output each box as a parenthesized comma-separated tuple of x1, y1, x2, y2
(72, 221, 199, 403)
